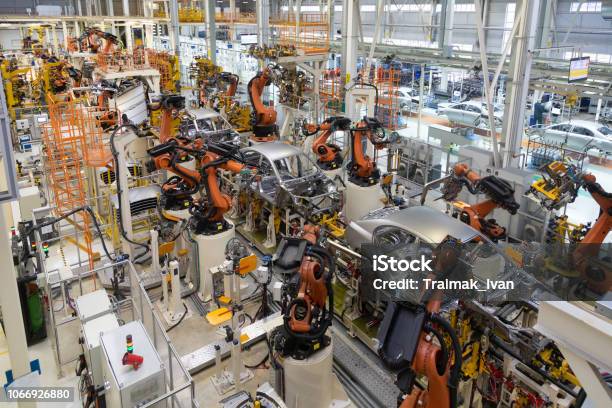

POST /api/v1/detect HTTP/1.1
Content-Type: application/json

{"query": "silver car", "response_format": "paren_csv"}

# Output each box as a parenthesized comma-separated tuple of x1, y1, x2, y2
(381, 87, 421, 112)
(531, 120, 612, 155)
(438, 101, 503, 129)
(345, 205, 550, 304)
(240, 143, 341, 217)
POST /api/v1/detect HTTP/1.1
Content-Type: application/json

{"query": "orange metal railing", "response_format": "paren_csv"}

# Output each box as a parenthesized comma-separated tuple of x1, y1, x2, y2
(82, 107, 116, 167)
(320, 68, 343, 120)
(270, 12, 330, 55)
(42, 101, 98, 267)
(374, 66, 404, 130)
(96, 50, 149, 73)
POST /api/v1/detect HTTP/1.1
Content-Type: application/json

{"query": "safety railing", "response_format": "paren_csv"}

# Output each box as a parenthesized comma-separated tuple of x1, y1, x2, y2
(33, 226, 198, 407)
(270, 12, 330, 55)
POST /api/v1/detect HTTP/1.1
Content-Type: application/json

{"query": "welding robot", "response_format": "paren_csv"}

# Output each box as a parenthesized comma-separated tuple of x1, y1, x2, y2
(440, 163, 520, 241)
(79, 27, 121, 54)
(147, 140, 250, 301)
(301, 116, 352, 177)
(270, 225, 345, 408)
(151, 94, 186, 143)
(344, 117, 389, 221)
(247, 65, 280, 143)
(528, 161, 611, 294)
(376, 238, 463, 408)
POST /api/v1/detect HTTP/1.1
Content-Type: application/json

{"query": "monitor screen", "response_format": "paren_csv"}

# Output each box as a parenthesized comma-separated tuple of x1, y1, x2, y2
(568, 57, 590, 82)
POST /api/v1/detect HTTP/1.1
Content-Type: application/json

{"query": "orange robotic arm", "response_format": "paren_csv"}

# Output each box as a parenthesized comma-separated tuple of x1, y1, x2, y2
(442, 163, 519, 241)
(303, 116, 351, 171)
(573, 174, 611, 293)
(148, 143, 202, 194)
(148, 141, 246, 233)
(274, 228, 335, 360)
(247, 66, 279, 142)
(219, 72, 239, 97)
(377, 239, 463, 408)
(348, 117, 387, 186)
(198, 152, 244, 222)
(153, 94, 185, 143)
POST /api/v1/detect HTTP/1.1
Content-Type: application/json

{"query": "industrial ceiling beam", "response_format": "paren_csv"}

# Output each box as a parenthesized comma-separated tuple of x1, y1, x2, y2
(501, 0, 539, 167)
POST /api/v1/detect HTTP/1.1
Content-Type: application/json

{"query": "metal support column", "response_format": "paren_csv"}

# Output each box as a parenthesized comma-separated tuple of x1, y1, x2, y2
(364, 0, 385, 77)
(344, 0, 359, 88)
(122, 0, 133, 50)
(62, 22, 69, 49)
(439, 0, 454, 57)
(51, 25, 59, 55)
(144, 0, 154, 49)
(256, 0, 270, 47)
(229, 0, 236, 40)
(205, 0, 217, 64)
(169, 0, 181, 57)
(0, 209, 31, 382)
(327, 0, 334, 44)
(106, 0, 116, 35)
(501, 0, 539, 167)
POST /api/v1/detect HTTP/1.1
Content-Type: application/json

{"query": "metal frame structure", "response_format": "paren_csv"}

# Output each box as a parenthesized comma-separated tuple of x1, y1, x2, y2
(0, 77, 19, 202)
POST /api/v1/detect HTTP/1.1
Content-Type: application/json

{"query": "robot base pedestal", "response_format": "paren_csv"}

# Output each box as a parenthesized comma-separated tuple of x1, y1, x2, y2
(283, 342, 350, 408)
(194, 222, 235, 302)
(211, 368, 254, 395)
(158, 300, 192, 326)
(344, 180, 385, 221)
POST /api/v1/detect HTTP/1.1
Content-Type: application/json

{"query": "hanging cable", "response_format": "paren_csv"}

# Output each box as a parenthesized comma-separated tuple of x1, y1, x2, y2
(109, 123, 150, 257)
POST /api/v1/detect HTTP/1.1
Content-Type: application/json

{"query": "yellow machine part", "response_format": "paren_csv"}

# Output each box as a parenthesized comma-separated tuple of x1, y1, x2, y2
(319, 213, 345, 238)
(225, 101, 252, 132)
(239, 254, 258, 276)
(530, 178, 561, 201)
(462, 342, 481, 379)
(206, 307, 233, 325)
(150, 109, 181, 130)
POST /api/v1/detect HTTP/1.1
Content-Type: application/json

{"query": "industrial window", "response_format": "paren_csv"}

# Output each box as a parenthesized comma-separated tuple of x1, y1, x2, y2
(454, 3, 476, 12)
(385, 4, 433, 12)
(569, 1, 602, 12)
(502, 3, 516, 51)
(280, 5, 323, 12)
(360, 5, 376, 12)
(454, 44, 474, 52)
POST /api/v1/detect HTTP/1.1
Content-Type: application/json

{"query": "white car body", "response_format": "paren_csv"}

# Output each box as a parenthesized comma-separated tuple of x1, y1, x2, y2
(381, 87, 421, 111)
(438, 101, 503, 129)
(534, 120, 612, 155)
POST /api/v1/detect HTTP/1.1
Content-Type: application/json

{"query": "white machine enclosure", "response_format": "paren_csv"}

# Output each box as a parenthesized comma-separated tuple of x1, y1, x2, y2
(100, 320, 167, 407)
(18, 186, 42, 222)
(81, 313, 119, 390)
(108, 83, 148, 126)
(76, 289, 114, 323)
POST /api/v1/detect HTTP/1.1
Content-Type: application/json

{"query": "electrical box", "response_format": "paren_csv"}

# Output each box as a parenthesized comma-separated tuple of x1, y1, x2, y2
(82, 313, 119, 390)
(76, 290, 113, 323)
(15, 119, 30, 131)
(100, 321, 166, 408)
(18, 186, 42, 221)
